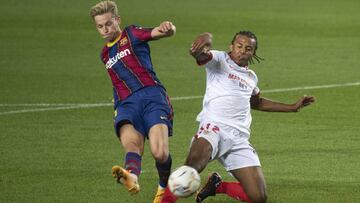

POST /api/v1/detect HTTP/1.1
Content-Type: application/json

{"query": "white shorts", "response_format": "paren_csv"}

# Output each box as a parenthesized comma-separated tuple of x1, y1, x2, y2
(191, 121, 261, 171)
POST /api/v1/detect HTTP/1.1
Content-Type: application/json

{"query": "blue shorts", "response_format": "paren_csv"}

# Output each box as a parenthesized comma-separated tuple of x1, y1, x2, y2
(113, 86, 174, 138)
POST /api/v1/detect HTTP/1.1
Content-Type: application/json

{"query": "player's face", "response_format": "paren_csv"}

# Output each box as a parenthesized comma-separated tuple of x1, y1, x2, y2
(229, 35, 256, 66)
(94, 12, 121, 42)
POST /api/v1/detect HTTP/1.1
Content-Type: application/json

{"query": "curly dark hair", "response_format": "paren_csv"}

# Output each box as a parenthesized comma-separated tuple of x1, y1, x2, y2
(231, 31, 264, 64)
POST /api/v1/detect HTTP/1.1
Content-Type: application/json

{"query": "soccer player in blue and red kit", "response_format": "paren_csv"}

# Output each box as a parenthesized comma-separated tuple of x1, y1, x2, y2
(90, 1, 176, 202)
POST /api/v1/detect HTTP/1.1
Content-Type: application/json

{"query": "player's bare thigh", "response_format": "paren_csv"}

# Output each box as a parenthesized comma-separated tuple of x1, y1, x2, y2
(185, 137, 213, 173)
(119, 123, 145, 155)
(148, 123, 169, 163)
(230, 166, 267, 203)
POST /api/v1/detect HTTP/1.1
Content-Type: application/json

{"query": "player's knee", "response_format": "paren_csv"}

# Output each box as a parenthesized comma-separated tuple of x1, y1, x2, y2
(122, 140, 143, 154)
(152, 149, 168, 163)
(119, 132, 144, 153)
(187, 150, 204, 162)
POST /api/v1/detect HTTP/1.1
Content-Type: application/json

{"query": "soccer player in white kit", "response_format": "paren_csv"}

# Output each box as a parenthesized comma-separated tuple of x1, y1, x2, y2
(161, 31, 315, 203)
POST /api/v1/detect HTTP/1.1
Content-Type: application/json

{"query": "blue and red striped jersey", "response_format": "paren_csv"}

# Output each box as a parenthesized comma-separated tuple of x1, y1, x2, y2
(100, 25, 164, 102)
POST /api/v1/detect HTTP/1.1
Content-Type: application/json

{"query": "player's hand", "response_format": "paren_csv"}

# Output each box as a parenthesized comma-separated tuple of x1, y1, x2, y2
(294, 95, 315, 111)
(151, 21, 175, 39)
(158, 21, 176, 35)
(189, 32, 212, 57)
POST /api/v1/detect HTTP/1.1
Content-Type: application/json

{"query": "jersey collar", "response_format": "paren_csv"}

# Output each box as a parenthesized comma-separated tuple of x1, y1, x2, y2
(106, 32, 122, 47)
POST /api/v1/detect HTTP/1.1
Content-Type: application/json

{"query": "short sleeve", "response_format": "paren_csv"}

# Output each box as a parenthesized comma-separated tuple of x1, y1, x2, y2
(209, 50, 222, 62)
(128, 25, 153, 41)
(251, 71, 260, 95)
(204, 50, 224, 68)
(252, 86, 260, 96)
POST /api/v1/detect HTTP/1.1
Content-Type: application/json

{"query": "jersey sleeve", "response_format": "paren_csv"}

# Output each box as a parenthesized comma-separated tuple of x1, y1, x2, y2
(128, 25, 153, 42)
(251, 71, 260, 95)
(204, 50, 224, 69)
(252, 86, 260, 95)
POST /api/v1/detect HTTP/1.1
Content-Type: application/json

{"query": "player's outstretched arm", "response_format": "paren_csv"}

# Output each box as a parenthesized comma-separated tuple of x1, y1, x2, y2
(151, 21, 176, 39)
(250, 94, 315, 112)
(189, 32, 212, 65)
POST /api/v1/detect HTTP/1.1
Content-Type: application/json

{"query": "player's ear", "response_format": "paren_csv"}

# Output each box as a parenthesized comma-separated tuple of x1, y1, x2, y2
(115, 15, 121, 24)
(229, 44, 233, 52)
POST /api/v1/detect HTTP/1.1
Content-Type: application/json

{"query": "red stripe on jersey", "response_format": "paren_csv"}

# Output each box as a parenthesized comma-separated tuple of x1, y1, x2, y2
(101, 46, 131, 100)
(108, 68, 131, 100)
(120, 30, 156, 87)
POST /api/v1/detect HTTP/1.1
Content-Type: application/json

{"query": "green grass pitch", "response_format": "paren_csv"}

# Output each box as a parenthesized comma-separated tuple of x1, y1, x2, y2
(1, 0, 360, 202)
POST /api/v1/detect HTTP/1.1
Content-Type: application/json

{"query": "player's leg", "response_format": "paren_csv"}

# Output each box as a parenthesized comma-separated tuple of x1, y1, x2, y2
(142, 86, 174, 203)
(149, 123, 170, 163)
(186, 121, 222, 172)
(185, 137, 213, 172)
(162, 122, 220, 203)
(197, 137, 266, 203)
(112, 122, 144, 194)
(197, 167, 266, 203)
(149, 123, 171, 185)
(228, 142, 267, 203)
(118, 123, 145, 174)
(148, 123, 173, 203)
(223, 142, 267, 203)
(161, 137, 213, 203)
(230, 166, 267, 203)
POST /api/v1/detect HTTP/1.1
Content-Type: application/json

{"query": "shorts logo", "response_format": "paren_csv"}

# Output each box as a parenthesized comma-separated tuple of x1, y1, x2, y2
(198, 123, 220, 135)
(160, 116, 167, 120)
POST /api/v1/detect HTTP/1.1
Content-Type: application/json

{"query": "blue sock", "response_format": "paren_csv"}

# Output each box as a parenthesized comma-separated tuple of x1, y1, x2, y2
(156, 154, 172, 188)
(124, 152, 142, 176)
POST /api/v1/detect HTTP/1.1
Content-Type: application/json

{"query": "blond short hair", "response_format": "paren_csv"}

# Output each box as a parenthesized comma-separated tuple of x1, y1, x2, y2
(90, 0, 119, 19)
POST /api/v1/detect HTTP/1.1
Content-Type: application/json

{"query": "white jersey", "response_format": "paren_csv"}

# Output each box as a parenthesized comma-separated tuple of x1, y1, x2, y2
(196, 50, 260, 138)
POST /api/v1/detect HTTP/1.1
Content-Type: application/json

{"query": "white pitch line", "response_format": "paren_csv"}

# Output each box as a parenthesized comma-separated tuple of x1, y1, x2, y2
(0, 81, 359, 116)
(170, 95, 203, 101)
(0, 103, 112, 116)
(261, 81, 360, 93)
(0, 103, 103, 107)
